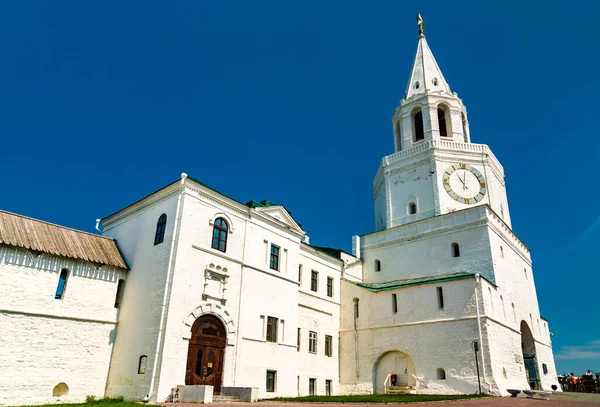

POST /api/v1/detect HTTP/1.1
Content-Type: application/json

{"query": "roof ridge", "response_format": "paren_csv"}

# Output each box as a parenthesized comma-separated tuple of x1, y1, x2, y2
(0, 209, 116, 242)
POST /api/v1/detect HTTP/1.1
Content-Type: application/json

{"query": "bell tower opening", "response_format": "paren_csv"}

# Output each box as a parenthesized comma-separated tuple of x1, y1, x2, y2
(437, 105, 449, 137)
(413, 109, 424, 142)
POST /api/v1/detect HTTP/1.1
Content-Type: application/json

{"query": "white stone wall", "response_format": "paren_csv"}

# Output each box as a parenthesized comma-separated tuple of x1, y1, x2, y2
(103, 187, 180, 401)
(0, 246, 124, 406)
(340, 278, 490, 395)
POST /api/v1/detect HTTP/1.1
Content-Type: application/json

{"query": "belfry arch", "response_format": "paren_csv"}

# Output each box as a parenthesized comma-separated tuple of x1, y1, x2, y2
(521, 320, 539, 389)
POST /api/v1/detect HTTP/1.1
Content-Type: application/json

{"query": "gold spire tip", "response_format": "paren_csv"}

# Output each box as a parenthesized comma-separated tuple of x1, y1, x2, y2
(416, 14, 424, 37)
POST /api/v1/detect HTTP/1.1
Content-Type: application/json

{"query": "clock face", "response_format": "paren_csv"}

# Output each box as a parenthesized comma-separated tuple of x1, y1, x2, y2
(442, 163, 487, 204)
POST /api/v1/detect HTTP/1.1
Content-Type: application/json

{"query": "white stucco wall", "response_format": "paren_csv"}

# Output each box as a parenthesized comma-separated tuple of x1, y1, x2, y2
(0, 245, 125, 406)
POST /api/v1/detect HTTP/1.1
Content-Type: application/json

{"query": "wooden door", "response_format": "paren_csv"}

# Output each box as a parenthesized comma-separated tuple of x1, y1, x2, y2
(185, 315, 226, 394)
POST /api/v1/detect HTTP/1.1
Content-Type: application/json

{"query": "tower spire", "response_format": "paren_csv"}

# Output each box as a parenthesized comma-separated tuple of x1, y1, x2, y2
(404, 16, 450, 99)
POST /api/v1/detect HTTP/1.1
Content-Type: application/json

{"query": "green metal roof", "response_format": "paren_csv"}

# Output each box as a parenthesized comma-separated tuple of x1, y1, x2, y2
(356, 272, 475, 292)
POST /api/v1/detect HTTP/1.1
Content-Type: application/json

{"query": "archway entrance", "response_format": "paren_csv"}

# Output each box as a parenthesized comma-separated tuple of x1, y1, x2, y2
(521, 321, 538, 390)
(373, 351, 416, 393)
(185, 314, 226, 394)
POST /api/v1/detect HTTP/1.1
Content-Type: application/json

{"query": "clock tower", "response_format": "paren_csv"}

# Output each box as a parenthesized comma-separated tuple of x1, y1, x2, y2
(373, 26, 511, 231)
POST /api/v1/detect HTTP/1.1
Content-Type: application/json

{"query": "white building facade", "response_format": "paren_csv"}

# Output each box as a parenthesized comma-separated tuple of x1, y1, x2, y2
(0, 20, 560, 405)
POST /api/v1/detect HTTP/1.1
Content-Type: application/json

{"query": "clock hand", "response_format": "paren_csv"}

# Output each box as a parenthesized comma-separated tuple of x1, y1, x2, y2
(462, 171, 468, 191)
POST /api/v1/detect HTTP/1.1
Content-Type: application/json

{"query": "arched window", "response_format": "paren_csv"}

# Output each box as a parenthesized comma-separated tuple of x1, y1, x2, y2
(52, 382, 69, 397)
(414, 81, 420, 89)
(408, 202, 417, 215)
(451, 242, 460, 257)
(138, 355, 148, 374)
(374, 259, 381, 272)
(154, 214, 167, 245)
(437, 105, 449, 137)
(413, 109, 424, 141)
(432, 77, 438, 86)
(353, 298, 359, 319)
(436, 368, 446, 380)
(211, 217, 229, 252)
(55, 269, 69, 300)
(461, 112, 469, 142)
(395, 121, 402, 151)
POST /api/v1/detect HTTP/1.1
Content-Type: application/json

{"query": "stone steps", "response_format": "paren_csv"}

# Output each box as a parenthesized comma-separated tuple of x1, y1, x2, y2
(387, 386, 416, 395)
(213, 395, 245, 403)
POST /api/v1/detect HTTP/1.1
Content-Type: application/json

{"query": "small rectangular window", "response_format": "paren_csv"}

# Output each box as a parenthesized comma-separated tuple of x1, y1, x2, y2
(437, 287, 444, 310)
(297, 327, 301, 352)
(266, 316, 278, 342)
(325, 335, 333, 357)
(309, 331, 317, 353)
(542, 363, 548, 375)
(270, 245, 280, 270)
(280, 319, 285, 342)
(392, 293, 397, 314)
(298, 264, 303, 284)
(114, 279, 125, 308)
(55, 269, 69, 300)
(327, 277, 333, 297)
(266, 370, 276, 392)
(325, 380, 332, 396)
(138, 355, 147, 374)
(309, 378, 316, 396)
(311, 271, 318, 292)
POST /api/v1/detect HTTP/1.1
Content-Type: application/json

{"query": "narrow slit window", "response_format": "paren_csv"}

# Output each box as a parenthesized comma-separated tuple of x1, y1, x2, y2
(374, 259, 381, 272)
(408, 202, 417, 215)
(298, 264, 303, 284)
(438, 107, 448, 137)
(297, 328, 301, 352)
(55, 269, 69, 300)
(452, 243, 460, 257)
(353, 298, 359, 319)
(311, 270, 318, 292)
(154, 214, 167, 245)
(325, 335, 333, 357)
(392, 293, 397, 314)
(436, 287, 444, 310)
(327, 277, 333, 297)
(138, 355, 148, 374)
(114, 279, 125, 308)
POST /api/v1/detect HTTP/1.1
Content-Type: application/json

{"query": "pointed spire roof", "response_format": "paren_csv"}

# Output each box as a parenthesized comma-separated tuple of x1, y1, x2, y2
(404, 34, 451, 99)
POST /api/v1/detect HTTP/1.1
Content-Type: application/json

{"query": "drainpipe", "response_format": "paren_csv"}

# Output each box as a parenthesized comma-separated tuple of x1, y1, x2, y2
(146, 173, 187, 402)
(473, 274, 492, 392)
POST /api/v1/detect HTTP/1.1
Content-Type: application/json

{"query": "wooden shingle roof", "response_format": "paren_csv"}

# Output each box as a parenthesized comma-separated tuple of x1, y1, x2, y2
(0, 210, 128, 269)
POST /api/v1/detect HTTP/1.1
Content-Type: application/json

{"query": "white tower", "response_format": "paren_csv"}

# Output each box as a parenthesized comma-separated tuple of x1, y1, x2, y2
(373, 26, 511, 231)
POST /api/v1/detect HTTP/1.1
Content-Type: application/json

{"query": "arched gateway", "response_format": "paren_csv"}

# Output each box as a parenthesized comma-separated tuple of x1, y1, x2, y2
(185, 315, 226, 394)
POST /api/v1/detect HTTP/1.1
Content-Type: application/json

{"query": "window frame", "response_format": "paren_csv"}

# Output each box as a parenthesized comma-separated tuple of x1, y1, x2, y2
(154, 214, 167, 246)
(413, 109, 424, 141)
(310, 270, 318, 292)
(308, 331, 317, 354)
(325, 379, 332, 396)
(266, 316, 278, 343)
(138, 355, 148, 374)
(452, 242, 460, 258)
(270, 245, 280, 271)
(266, 370, 277, 392)
(326, 276, 333, 297)
(211, 217, 229, 252)
(309, 378, 316, 396)
(325, 335, 333, 357)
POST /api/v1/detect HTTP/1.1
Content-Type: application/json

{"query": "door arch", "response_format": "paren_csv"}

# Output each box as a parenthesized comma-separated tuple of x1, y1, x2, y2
(521, 321, 538, 390)
(185, 314, 226, 394)
(373, 351, 416, 393)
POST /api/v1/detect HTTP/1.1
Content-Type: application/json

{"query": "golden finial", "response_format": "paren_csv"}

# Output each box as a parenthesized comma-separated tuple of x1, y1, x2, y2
(416, 14, 424, 37)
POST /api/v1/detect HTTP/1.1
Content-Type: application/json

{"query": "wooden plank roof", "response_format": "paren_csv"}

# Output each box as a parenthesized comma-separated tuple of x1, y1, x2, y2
(0, 210, 128, 269)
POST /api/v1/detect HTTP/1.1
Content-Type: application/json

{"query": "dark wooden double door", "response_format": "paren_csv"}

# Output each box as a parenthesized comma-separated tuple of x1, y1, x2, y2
(185, 315, 226, 394)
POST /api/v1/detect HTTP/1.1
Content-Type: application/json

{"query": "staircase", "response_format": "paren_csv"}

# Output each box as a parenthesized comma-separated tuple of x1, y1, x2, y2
(387, 385, 416, 395)
(213, 395, 244, 403)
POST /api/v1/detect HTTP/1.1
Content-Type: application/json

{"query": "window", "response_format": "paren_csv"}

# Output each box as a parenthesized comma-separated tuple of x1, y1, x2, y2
(266, 370, 276, 392)
(353, 298, 359, 319)
(211, 217, 229, 252)
(500, 246, 504, 258)
(542, 363, 548, 375)
(298, 264, 303, 284)
(297, 328, 301, 352)
(311, 270, 318, 292)
(438, 106, 448, 137)
(114, 279, 125, 308)
(512, 303, 516, 323)
(309, 331, 317, 353)
(325, 380, 332, 396)
(432, 77, 438, 86)
(395, 121, 402, 152)
(154, 214, 167, 245)
(270, 245, 280, 270)
(524, 268, 527, 280)
(325, 335, 333, 357)
(138, 355, 148, 374)
(436, 368, 446, 380)
(413, 109, 424, 141)
(266, 316, 278, 343)
(451, 242, 460, 257)
(327, 277, 333, 297)
(436, 287, 444, 310)
(392, 293, 397, 314)
(374, 259, 381, 272)
(414, 81, 420, 89)
(408, 202, 417, 215)
(55, 269, 69, 300)
(309, 378, 316, 396)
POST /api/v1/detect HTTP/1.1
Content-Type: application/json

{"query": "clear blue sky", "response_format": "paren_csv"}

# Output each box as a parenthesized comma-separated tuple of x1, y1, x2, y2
(1, 1, 598, 376)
